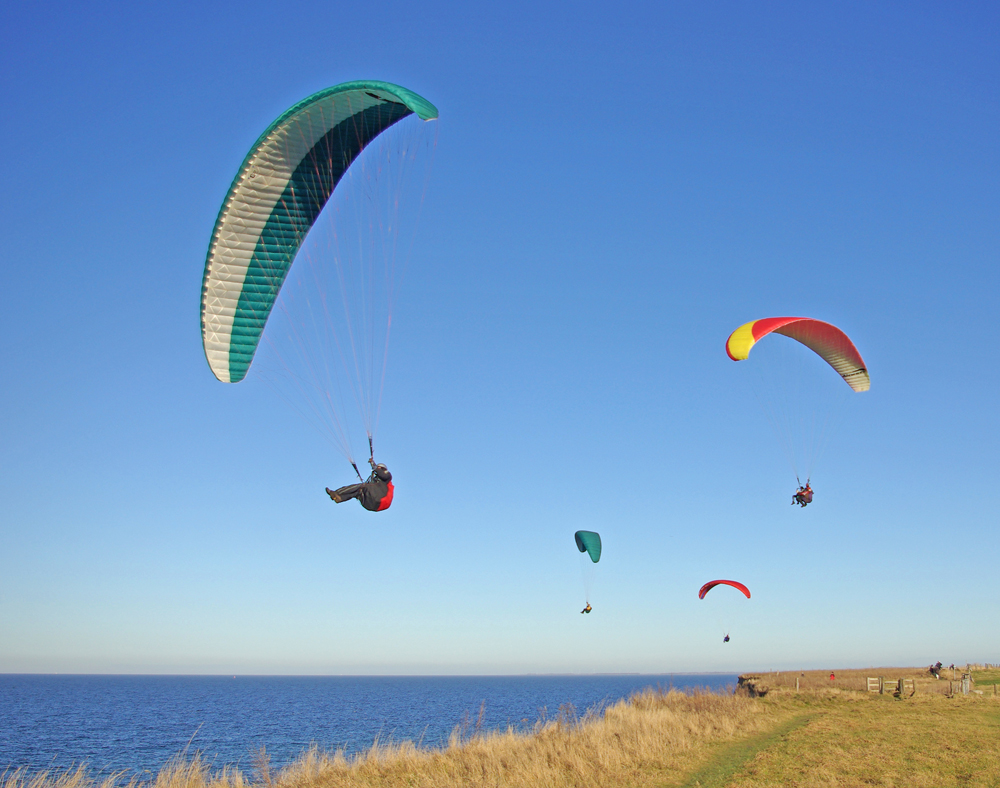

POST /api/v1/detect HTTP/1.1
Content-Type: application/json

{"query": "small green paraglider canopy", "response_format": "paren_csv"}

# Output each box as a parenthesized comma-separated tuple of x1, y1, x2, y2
(574, 530, 602, 563)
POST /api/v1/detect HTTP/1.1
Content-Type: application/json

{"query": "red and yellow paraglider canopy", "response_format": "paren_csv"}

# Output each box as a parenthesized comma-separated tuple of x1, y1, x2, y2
(726, 317, 869, 393)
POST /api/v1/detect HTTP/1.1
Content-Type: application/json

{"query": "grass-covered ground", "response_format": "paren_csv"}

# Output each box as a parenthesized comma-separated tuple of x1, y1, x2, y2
(4, 668, 998, 788)
(968, 666, 1000, 687)
(680, 668, 1000, 787)
(720, 694, 1000, 787)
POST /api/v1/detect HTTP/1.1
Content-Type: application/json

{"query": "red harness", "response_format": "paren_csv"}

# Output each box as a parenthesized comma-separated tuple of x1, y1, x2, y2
(376, 481, 394, 511)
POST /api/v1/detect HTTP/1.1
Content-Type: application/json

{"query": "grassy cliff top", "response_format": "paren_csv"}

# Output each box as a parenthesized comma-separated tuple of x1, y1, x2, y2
(4, 669, 999, 788)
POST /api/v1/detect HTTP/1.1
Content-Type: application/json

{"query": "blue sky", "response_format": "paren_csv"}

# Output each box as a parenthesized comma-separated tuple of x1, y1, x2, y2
(1, 0, 997, 674)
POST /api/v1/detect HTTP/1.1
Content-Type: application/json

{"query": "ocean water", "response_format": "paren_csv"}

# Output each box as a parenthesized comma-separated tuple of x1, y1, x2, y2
(0, 674, 736, 778)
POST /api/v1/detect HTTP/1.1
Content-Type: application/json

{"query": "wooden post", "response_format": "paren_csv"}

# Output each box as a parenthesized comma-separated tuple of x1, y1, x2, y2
(796, 677, 800, 691)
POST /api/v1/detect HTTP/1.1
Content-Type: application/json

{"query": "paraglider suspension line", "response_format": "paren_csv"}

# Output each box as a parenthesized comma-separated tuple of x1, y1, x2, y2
(368, 434, 374, 462)
(351, 461, 363, 482)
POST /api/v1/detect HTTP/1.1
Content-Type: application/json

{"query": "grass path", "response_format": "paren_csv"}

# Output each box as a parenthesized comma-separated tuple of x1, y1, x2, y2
(728, 696, 1000, 787)
(668, 712, 815, 788)
(665, 690, 1000, 788)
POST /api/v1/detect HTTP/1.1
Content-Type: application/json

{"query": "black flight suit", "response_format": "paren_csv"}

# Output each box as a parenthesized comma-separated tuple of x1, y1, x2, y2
(329, 464, 394, 511)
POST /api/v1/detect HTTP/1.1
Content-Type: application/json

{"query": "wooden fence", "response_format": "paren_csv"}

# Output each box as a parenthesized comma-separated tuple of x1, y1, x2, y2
(867, 677, 915, 696)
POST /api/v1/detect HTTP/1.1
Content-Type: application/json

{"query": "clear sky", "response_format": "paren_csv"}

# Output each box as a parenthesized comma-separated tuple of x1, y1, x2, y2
(1, 1, 997, 675)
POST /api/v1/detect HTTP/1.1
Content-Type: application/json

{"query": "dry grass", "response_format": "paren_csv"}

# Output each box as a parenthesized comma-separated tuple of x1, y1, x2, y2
(729, 692, 1000, 787)
(0, 760, 251, 788)
(1, 689, 768, 788)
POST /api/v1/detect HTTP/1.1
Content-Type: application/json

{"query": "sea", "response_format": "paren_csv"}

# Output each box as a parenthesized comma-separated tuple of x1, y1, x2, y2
(0, 674, 736, 778)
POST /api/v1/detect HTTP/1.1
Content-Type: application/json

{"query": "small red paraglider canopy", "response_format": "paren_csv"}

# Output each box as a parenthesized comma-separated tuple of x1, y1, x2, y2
(698, 580, 751, 600)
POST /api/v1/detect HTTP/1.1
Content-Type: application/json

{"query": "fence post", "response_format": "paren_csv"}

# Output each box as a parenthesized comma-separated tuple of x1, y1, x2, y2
(796, 677, 800, 691)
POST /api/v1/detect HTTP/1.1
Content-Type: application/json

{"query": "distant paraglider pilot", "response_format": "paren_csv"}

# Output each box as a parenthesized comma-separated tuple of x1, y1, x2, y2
(792, 482, 814, 507)
(326, 459, 394, 511)
(723, 634, 730, 643)
(581, 604, 592, 614)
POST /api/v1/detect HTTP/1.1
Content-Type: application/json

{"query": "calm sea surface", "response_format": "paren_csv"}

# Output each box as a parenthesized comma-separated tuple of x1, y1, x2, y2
(0, 674, 736, 777)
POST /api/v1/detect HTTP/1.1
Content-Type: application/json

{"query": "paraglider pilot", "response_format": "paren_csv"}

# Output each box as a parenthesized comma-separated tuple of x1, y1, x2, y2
(723, 634, 730, 643)
(326, 458, 394, 511)
(581, 604, 592, 614)
(792, 482, 813, 507)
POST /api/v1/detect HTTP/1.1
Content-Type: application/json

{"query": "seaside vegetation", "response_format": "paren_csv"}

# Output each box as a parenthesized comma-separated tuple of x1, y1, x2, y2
(4, 667, 999, 788)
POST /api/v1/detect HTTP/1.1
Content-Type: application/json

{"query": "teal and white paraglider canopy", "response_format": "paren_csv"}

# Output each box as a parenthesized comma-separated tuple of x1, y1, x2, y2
(200, 81, 438, 383)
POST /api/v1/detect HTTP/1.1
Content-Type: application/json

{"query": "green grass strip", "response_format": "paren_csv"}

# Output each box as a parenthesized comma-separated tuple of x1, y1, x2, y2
(672, 712, 816, 788)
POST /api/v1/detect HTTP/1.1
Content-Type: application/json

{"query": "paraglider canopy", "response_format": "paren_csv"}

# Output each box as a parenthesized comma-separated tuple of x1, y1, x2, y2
(201, 80, 438, 384)
(574, 531, 602, 563)
(725, 317, 869, 392)
(698, 579, 751, 600)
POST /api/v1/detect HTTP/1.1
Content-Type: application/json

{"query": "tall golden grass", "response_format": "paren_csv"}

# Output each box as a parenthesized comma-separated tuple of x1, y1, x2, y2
(1, 688, 766, 788)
